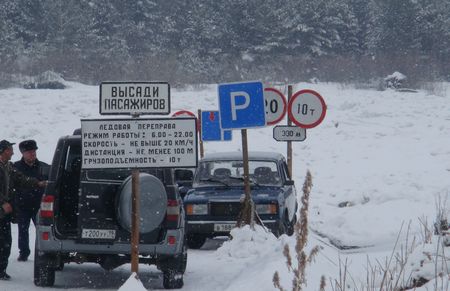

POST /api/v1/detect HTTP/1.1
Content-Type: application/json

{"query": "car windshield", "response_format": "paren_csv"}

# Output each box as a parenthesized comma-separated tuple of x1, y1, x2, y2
(193, 160, 281, 187)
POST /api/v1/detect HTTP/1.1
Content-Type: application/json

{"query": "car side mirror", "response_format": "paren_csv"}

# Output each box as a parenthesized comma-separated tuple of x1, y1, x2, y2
(178, 186, 190, 199)
(284, 180, 295, 186)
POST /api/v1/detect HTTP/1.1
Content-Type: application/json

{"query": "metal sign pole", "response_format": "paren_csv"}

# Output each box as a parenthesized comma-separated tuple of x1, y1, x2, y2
(131, 168, 140, 274)
(287, 85, 293, 178)
(198, 109, 204, 158)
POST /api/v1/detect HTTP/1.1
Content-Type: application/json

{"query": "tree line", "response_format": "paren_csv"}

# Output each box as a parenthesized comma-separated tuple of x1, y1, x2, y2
(0, 0, 449, 86)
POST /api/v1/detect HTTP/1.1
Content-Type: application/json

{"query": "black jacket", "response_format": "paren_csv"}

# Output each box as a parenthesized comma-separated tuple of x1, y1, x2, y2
(13, 158, 49, 211)
(0, 160, 40, 219)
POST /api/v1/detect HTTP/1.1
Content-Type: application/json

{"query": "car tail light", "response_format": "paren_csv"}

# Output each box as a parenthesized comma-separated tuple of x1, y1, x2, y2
(40, 195, 55, 218)
(168, 236, 176, 245)
(42, 232, 50, 241)
(166, 199, 180, 222)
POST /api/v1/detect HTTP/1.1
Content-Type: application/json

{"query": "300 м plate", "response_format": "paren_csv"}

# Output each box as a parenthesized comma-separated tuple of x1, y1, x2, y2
(214, 223, 235, 232)
(81, 228, 116, 239)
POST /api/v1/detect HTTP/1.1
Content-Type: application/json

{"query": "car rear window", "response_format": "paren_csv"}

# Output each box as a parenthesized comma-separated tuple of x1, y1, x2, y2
(194, 160, 281, 186)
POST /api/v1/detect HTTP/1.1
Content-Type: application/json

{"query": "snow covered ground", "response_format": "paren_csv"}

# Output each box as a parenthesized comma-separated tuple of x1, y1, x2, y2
(0, 81, 449, 290)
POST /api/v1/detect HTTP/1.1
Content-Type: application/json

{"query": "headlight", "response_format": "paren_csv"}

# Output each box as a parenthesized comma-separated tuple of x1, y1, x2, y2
(186, 204, 208, 215)
(255, 204, 277, 215)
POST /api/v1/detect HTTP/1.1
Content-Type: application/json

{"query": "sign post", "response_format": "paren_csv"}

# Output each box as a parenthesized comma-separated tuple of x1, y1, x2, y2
(131, 167, 140, 273)
(264, 87, 287, 126)
(286, 88, 327, 178)
(218, 81, 265, 227)
(240, 129, 253, 226)
(287, 89, 327, 129)
(287, 86, 293, 177)
(81, 118, 198, 169)
(172, 109, 202, 158)
(85, 81, 197, 277)
(273, 125, 306, 142)
(197, 109, 204, 158)
(100, 82, 170, 115)
(201, 111, 232, 142)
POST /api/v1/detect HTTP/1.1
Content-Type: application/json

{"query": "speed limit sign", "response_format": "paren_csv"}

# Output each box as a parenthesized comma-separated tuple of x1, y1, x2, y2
(287, 89, 326, 128)
(264, 88, 287, 125)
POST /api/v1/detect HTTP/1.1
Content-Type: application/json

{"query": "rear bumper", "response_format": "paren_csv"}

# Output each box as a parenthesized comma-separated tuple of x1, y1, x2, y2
(36, 226, 184, 256)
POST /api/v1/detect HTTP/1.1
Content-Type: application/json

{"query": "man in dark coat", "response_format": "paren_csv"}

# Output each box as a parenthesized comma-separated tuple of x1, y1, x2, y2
(0, 140, 46, 280)
(14, 140, 50, 262)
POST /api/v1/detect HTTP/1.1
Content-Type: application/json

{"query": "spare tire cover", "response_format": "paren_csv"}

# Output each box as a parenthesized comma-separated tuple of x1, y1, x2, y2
(117, 173, 168, 233)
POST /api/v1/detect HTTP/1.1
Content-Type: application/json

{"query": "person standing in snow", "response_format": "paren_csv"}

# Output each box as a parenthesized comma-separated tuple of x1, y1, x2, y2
(14, 140, 50, 262)
(0, 140, 46, 280)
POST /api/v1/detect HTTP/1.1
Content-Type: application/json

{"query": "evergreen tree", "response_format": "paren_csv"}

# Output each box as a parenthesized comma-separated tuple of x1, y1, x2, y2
(0, 1, 22, 71)
(0, 0, 449, 83)
(177, 1, 234, 81)
(349, 0, 377, 56)
(416, 0, 450, 60)
(368, 0, 422, 56)
(79, 0, 131, 82)
(278, 0, 336, 57)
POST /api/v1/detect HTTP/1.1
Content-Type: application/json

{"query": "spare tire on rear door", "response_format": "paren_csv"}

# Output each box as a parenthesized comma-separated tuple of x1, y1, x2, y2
(116, 173, 168, 234)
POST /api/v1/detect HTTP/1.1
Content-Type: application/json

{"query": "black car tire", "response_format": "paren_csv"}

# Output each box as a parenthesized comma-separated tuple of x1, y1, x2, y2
(55, 261, 64, 271)
(274, 219, 286, 238)
(161, 244, 186, 289)
(186, 234, 207, 249)
(163, 269, 184, 289)
(34, 251, 56, 287)
(117, 173, 168, 233)
(285, 213, 297, 236)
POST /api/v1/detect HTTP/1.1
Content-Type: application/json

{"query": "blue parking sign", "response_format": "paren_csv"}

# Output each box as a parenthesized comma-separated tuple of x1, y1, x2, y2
(201, 111, 232, 141)
(218, 81, 266, 129)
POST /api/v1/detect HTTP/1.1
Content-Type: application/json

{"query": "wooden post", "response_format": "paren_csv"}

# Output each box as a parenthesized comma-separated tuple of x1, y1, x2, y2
(287, 85, 293, 178)
(197, 109, 204, 158)
(129, 113, 141, 275)
(131, 169, 140, 274)
(237, 129, 254, 227)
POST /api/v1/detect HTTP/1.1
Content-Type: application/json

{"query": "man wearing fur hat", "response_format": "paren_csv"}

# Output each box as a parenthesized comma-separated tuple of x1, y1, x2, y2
(14, 140, 50, 262)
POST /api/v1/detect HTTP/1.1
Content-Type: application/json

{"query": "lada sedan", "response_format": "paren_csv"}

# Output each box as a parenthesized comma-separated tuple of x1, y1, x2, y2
(183, 151, 298, 249)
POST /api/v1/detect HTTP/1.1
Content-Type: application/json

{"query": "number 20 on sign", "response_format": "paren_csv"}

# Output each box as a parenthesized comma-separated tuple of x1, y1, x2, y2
(287, 89, 327, 129)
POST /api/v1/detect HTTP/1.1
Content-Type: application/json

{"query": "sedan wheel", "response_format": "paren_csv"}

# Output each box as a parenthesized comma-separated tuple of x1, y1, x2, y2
(186, 234, 207, 249)
(285, 213, 297, 236)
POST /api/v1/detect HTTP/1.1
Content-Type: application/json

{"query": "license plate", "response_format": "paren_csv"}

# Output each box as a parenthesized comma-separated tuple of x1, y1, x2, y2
(214, 223, 234, 232)
(81, 229, 116, 239)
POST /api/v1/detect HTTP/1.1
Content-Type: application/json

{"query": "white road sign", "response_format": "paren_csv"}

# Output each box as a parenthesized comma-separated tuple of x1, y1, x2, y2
(264, 88, 287, 125)
(100, 82, 170, 115)
(81, 118, 197, 169)
(287, 89, 327, 129)
(273, 126, 306, 142)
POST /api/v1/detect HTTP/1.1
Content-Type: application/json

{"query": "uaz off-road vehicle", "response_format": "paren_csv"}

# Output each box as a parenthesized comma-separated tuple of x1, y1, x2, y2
(34, 130, 186, 289)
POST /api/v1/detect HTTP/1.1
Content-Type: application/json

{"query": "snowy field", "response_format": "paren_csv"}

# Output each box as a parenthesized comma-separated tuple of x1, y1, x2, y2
(0, 81, 449, 290)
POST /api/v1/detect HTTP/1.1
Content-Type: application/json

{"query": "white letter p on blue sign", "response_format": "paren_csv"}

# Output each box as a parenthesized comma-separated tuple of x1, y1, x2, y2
(230, 91, 250, 120)
(218, 81, 266, 129)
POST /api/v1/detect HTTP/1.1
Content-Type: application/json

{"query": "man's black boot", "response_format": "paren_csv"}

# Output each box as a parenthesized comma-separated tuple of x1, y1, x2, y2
(0, 272, 11, 280)
(17, 254, 28, 261)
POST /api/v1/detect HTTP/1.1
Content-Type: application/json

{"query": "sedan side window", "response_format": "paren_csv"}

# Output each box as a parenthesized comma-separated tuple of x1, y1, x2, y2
(281, 162, 291, 181)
